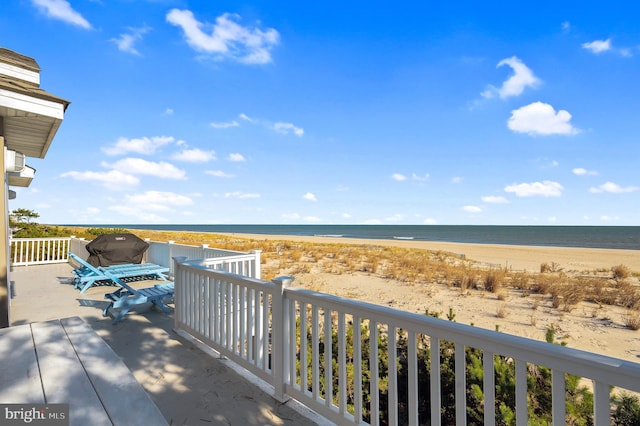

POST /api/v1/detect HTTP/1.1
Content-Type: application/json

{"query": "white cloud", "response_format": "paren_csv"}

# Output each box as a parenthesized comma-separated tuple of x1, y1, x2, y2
(166, 10, 279, 64)
(303, 192, 318, 202)
(228, 153, 246, 162)
(391, 173, 407, 181)
(463, 205, 482, 213)
(600, 215, 620, 222)
(211, 120, 239, 129)
(481, 195, 510, 204)
(224, 191, 261, 199)
(102, 136, 175, 156)
(582, 39, 611, 54)
(572, 167, 598, 176)
(206, 170, 235, 178)
(60, 170, 139, 190)
(111, 26, 151, 55)
(104, 158, 187, 179)
(239, 113, 255, 123)
(561, 21, 571, 34)
(482, 56, 541, 99)
(172, 148, 216, 162)
(508, 102, 579, 136)
(303, 216, 322, 223)
(412, 173, 430, 181)
(273, 122, 304, 137)
(504, 180, 563, 197)
(124, 191, 193, 211)
(451, 176, 463, 184)
(32, 0, 91, 29)
(423, 218, 438, 224)
(164, 108, 174, 116)
(589, 181, 639, 194)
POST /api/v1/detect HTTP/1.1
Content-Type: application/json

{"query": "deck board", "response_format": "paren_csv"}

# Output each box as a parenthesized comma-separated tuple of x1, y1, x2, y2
(0, 324, 43, 403)
(31, 320, 111, 425)
(0, 317, 167, 426)
(61, 317, 168, 426)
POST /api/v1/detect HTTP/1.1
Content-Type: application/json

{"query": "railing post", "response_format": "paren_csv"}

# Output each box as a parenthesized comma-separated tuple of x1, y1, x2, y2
(271, 275, 293, 403)
(250, 250, 262, 279)
(143, 238, 151, 263)
(172, 256, 188, 332)
(200, 244, 209, 260)
(167, 241, 175, 277)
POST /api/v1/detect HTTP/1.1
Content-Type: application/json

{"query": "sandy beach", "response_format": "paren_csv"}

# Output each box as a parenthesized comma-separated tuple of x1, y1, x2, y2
(210, 232, 640, 365)
(221, 232, 640, 272)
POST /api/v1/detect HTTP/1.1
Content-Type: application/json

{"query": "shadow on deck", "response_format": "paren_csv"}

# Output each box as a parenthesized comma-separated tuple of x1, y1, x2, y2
(8, 263, 321, 426)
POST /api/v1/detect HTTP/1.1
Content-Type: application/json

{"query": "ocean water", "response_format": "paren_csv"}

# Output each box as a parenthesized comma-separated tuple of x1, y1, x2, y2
(84, 224, 640, 250)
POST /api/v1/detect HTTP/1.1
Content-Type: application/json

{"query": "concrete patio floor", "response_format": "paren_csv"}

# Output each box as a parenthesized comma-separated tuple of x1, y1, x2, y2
(8, 263, 326, 426)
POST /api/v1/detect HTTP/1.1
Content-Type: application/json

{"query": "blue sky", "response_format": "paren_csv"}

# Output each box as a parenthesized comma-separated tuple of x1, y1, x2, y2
(3, 1, 640, 225)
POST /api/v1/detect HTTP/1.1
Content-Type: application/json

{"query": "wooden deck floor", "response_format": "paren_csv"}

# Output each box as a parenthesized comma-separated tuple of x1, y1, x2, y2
(0, 316, 167, 426)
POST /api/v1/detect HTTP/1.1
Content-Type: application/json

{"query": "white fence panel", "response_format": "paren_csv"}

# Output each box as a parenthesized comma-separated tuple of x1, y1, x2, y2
(10, 237, 71, 266)
(173, 258, 640, 426)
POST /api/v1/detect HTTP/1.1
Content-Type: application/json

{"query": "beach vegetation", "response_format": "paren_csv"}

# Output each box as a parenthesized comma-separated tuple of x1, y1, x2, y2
(496, 304, 508, 318)
(613, 393, 640, 425)
(540, 261, 563, 273)
(62, 226, 640, 333)
(613, 264, 631, 280)
(295, 313, 608, 425)
(483, 268, 505, 292)
(622, 310, 640, 331)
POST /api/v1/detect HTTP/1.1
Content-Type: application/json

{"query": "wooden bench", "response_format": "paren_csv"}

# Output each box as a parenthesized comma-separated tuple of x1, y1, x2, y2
(0, 317, 168, 425)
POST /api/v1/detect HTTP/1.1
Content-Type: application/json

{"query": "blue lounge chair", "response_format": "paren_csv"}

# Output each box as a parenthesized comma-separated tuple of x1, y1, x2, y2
(69, 252, 169, 293)
(103, 276, 175, 325)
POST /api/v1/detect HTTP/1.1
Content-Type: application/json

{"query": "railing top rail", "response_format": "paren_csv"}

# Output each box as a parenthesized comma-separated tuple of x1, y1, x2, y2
(285, 285, 640, 392)
(176, 258, 273, 291)
(10, 237, 71, 241)
(151, 241, 246, 255)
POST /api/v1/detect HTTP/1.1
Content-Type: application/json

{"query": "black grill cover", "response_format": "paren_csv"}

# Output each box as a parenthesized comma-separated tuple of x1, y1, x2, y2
(85, 233, 149, 267)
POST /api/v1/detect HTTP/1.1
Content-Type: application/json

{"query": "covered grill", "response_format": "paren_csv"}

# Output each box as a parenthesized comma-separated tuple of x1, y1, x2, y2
(85, 233, 149, 267)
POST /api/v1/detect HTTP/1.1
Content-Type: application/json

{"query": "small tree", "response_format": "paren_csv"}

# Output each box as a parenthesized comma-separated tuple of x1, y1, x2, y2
(10, 208, 39, 224)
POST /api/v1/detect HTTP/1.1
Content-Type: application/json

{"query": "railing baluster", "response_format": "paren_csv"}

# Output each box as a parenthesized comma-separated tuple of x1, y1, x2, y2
(431, 336, 441, 426)
(408, 332, 418, 426)
(483, 351, 496, 425)
(552, 369, 565, 426)
(324, 307, 332, 408)
(312, 305, 319, 401)
(338, 312, 347, 415)
(300, 302, 308, 394)
(370, 320, 380, 426)
(515, 359, 527, 426)
(593, 380, 610, 426)
(389, 324, 398, 426)
(288, 299, 296, 388)
(353, 315, 363, 423)
(455, 342, 466, 426)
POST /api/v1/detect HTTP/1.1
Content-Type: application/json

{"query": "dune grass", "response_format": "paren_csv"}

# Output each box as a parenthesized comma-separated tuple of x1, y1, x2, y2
(69, 227, 640, 328)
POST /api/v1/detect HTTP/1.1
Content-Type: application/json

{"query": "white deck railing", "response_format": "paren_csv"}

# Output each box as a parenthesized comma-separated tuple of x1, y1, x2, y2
(11, 237, 261, 279)
(173, 257, 640, 426)
(10, 237, 71, 266)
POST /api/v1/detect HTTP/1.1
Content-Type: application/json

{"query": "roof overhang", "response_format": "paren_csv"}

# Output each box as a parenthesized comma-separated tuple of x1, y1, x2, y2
(8, 164, 35, 187)
(0, 48, 70, 159)
(0, 86, 67, 159)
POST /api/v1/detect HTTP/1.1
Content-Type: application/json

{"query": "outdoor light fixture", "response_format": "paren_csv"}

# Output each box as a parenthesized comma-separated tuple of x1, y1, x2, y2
(5, 148, 26, 173)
